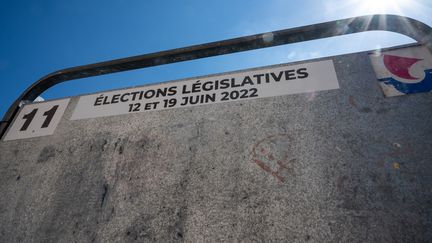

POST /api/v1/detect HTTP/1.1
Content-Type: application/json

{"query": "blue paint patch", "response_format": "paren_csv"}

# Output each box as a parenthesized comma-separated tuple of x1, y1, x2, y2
(378, 69, 432, 94)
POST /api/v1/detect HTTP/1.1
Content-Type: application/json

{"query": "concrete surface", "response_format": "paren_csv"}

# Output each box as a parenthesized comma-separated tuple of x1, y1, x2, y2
(0, 45, 431, 242)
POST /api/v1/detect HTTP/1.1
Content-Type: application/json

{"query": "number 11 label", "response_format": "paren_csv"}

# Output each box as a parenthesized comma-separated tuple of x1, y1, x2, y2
(3, 98, 70, 141)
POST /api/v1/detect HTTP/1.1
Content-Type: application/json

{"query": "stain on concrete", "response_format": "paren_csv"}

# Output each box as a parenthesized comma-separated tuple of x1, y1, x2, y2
(125, 215, 155, 241)
(37, 146, 56, 163)
(100, 183, 108, 208)
(114, 138, 121, 148)
(114, 137, 129, 155)
(359, 107, 372, 113)
(32, 136, 107, 243)
(137, 136, 149, 149)
(101, 139, 108, 151)
(348, 95, 358, 108)
(376, 107, 391, 114)
(170, 207, 186, 242)
(348, 96, 373, 113)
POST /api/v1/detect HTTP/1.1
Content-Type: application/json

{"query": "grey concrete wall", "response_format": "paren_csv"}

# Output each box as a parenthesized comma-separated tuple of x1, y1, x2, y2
(1, 46, 431, 242)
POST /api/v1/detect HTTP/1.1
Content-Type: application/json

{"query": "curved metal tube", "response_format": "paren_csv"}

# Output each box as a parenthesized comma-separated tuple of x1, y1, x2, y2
(1, 14, 432, 138)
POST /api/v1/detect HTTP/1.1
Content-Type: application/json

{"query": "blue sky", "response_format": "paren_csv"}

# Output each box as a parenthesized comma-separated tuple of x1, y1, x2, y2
(1, 0, 431, 118)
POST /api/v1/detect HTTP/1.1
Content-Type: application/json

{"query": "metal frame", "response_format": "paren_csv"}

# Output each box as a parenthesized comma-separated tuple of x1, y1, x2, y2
(1, 14, 432, 139)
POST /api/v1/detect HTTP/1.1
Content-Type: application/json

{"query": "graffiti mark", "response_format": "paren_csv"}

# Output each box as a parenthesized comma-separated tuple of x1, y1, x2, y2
(252, 134, 296, 182)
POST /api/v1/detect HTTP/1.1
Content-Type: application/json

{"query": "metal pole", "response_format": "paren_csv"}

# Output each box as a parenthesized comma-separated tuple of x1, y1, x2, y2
(1, 14, 432, 139)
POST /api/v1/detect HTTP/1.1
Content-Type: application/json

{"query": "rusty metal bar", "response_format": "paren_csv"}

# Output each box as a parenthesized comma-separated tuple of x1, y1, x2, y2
(1, 14, 432, 139)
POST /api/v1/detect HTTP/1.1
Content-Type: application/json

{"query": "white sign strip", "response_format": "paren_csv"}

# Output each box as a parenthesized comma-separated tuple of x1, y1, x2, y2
(3, 98, 70, 141)
(71, 60, 339, 120)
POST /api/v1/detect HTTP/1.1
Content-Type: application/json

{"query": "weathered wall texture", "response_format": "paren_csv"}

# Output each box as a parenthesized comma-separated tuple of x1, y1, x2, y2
(1, 47, 431, 242)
